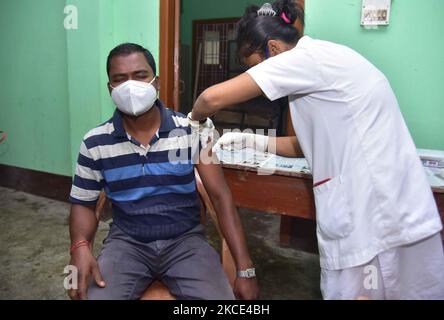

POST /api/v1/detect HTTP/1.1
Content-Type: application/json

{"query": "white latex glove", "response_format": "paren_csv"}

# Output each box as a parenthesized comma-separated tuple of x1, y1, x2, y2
(187, 113, 215, 150)
(214, 132, 269, 153)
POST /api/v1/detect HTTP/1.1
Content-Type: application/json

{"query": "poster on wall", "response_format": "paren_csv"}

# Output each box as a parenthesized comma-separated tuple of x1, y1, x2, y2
(361, 0, 391, 26)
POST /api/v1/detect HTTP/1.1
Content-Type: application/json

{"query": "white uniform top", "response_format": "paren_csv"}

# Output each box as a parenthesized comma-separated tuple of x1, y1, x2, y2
(247, 36, 442, 270)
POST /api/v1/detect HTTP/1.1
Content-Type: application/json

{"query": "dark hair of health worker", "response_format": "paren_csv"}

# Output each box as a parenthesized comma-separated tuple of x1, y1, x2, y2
(236, 0, 305, 58)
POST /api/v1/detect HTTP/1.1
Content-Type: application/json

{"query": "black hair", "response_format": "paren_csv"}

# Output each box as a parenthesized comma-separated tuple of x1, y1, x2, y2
(236, 0, 305, 58)
(106, 43, 156, 76)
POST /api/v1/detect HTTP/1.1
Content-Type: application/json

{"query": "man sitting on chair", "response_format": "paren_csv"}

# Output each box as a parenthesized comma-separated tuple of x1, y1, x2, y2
(67, 43, 259, 300)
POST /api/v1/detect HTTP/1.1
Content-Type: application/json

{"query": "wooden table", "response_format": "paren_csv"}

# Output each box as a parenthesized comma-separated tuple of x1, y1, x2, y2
(222, 163, 444, 247)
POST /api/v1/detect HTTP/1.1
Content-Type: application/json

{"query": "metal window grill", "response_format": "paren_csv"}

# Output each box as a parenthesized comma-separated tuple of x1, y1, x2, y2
(194, 21, 238, 101)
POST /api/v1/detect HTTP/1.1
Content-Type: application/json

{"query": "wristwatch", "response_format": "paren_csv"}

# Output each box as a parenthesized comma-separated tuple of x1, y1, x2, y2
(237, 268, 256, 279)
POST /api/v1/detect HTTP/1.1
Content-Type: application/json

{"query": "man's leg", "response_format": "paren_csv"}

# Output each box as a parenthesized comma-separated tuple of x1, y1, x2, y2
(160, 225, 235, 300)
(88, 224, 154, 300)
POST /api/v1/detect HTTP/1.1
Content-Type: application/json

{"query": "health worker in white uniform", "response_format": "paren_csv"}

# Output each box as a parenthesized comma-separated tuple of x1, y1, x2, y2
(190, 0, 444, 299)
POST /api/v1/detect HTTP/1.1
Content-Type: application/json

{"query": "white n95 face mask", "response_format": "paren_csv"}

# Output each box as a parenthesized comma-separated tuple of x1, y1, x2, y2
(110, 78, 157, 116)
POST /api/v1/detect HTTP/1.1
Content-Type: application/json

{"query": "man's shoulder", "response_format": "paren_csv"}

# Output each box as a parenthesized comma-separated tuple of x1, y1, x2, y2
(160, 104, 190, 129)
(161, 104, 186, 118)
(82, 117, 115, 145)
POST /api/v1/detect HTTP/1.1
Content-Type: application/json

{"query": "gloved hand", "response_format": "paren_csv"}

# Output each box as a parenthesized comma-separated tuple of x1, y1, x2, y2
(213, 132, 269, 153)
(187, 113, 215, 150)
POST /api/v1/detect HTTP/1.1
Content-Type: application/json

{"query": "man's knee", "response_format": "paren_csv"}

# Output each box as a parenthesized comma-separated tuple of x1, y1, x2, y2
(87, 283, 126, 300)
(164, 240, 235, 300)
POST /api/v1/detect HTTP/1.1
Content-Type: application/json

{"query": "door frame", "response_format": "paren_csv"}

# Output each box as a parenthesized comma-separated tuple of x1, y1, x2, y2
(159, 0, 180, 111)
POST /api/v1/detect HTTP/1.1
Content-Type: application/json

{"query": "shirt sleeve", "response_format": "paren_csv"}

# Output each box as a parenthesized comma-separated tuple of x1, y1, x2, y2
(247, 47, 327, 101)
(69, 139, 104, 205)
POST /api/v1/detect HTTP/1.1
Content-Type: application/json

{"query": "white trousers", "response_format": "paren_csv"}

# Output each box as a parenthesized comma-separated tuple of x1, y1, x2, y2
(321, 232, 444, 300)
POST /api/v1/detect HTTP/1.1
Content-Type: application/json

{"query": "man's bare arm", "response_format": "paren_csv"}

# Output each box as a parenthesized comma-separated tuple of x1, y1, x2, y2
(69, 204, 98, 243)
(68, 204, 105, 300)
(196, 150, 260, 300)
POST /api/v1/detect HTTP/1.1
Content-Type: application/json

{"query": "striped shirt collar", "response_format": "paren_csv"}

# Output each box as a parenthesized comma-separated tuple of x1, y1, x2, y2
(112, 100, 176, 138)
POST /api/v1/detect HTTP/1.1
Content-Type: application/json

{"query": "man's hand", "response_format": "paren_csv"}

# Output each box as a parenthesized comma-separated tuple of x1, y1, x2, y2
(187, 112, 215, 150)
(213, 132, 269, 153)
(67, 246, 105, 300)
(234, 277, 260, 300)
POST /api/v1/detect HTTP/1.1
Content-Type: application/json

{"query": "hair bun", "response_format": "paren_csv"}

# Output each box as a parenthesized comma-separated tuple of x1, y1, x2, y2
(272, 0, 305, 25)
(243, 4, 260, 19)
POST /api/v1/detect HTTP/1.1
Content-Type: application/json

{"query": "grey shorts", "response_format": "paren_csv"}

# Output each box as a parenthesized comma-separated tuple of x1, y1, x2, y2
(88, 223, 235, 300)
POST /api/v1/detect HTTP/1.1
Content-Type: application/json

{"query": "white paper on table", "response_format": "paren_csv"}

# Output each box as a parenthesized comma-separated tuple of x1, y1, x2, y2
(417, 149, 444, 168)
(416, 149, 444, 187)
(261, 155, 311, 173)
(424, 167, 444, 188)
(215, 148, 311, 173)
(215, 148, 272, 168)
(216, 147, 444, 187)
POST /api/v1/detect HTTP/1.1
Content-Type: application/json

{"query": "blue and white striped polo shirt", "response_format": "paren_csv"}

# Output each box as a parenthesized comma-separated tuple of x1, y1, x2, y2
(69, 101, 201, 242)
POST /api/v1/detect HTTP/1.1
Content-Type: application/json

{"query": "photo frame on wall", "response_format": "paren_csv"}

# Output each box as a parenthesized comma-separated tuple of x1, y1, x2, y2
(361, 0, 391, 26)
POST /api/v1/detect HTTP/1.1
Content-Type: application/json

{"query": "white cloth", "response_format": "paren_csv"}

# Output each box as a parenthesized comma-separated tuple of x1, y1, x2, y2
(247, 36, 442, 270)
(187, 113, 215, 150)
(321, 232, 444, 300)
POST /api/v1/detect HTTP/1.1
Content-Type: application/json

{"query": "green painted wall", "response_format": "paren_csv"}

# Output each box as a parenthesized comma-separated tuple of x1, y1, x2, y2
(66, 0, 159, 174)
(0, 0, 160, 176)
(0, 0, 71, 175)
(305, 0, 444, 150)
